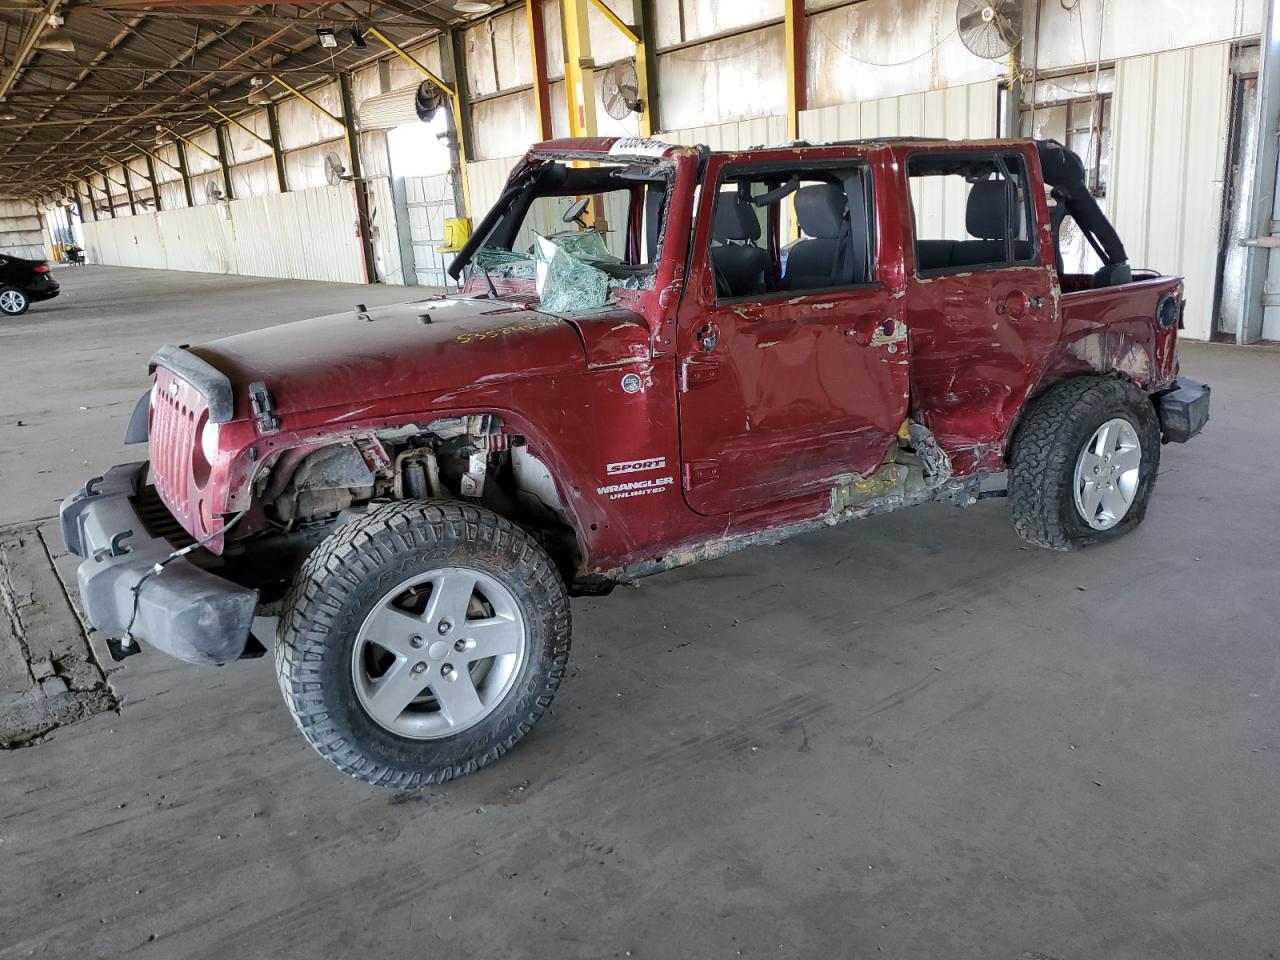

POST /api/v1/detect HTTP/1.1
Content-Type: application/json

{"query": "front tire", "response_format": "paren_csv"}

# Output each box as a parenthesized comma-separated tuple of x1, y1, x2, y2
(0, 286, 30, 316)
(275, 501, 571, 788)
(1009, 377, 1161, 550)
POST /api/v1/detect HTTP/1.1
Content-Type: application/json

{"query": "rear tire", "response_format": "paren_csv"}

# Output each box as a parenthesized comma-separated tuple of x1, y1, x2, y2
(275, 500, 571, 788)
(1009, 377, 1161, 550)
(0, 286, 30, 316)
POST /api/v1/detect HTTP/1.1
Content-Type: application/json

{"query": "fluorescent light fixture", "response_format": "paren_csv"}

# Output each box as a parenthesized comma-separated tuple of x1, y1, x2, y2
(316, 27, 338, 48)
(247, 77, 272, 105)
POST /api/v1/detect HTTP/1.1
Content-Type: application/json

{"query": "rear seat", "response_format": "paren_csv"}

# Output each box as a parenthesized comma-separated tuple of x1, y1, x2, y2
(916, 179, 1034, 271)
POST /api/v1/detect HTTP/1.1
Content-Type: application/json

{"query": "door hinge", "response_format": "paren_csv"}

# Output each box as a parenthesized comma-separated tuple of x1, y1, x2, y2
(683, 460, 719, 486)
(680, 357, 719, 393)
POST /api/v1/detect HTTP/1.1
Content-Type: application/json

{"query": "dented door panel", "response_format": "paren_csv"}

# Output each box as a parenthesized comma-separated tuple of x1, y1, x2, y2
(905, 265, 1060, 473)
(675, 152, 911, 517)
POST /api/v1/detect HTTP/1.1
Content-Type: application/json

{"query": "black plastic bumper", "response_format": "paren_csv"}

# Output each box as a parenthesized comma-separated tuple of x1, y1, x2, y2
(59, 463, 258, 665)
(1155, 376, 1211, 443)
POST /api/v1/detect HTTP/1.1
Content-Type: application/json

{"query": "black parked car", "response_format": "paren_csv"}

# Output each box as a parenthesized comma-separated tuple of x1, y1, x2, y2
(0, 254, 60, 316)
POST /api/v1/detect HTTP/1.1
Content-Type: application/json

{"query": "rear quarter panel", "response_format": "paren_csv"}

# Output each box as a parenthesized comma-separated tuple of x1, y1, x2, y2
(1040, 275, 1181, 394)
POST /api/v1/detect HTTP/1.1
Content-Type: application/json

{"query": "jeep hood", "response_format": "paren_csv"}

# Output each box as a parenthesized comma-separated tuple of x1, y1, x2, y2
(190, 296, 621, 419)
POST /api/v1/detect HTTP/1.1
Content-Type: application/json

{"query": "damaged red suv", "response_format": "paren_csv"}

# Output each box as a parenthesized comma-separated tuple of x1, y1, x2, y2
(61, 136, 1209, 787)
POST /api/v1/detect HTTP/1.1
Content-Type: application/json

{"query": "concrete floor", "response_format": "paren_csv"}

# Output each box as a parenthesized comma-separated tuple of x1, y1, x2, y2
(1, 265, 1277, 959)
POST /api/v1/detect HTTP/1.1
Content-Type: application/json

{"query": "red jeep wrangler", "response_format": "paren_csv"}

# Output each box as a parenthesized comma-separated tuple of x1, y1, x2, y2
(61, 136, 1209, 787)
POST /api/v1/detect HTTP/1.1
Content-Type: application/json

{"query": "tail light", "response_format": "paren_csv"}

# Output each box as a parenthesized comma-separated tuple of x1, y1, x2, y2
(33, 263, 50, 274)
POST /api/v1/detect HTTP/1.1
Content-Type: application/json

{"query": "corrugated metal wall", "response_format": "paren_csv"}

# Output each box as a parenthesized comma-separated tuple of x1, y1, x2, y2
(664, 114, 788, 150)
(799, 80, 998, 142)
(1109, 43, 1232, 341)
(402, 174, 457, 287)
(367, 176, 408, 286)
(469, 157, 522, 226)
(81, 184, 365, 284)
(0, 198, 48, 260)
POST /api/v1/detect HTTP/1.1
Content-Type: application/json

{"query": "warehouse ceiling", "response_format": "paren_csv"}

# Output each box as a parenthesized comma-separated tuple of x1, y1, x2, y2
(0, 1, 471, 196)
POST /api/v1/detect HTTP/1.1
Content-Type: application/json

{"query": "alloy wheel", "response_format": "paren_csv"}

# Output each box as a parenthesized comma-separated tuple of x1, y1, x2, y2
(351, 566, 528, 739)
(1073, 417, 1142, 531)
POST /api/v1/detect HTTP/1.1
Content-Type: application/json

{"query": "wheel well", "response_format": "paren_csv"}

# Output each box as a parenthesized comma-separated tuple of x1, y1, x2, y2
(1004, 373, 1144, 464)
(229, 415, 588, 597)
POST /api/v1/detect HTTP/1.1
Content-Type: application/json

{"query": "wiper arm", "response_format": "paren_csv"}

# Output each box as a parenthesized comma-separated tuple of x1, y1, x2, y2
(480, 263, 499, 299)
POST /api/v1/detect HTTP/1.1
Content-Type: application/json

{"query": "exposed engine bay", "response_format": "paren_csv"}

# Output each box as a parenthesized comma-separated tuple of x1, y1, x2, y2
(208, 416, 578, 604)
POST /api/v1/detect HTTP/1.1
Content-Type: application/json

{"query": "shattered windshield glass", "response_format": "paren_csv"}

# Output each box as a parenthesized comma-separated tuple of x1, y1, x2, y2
(533, 235, 610, 312)
(465, 158, 669, 313)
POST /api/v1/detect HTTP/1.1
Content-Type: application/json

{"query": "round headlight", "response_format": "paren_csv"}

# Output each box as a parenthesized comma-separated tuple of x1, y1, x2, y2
(200, 417, 220, 464)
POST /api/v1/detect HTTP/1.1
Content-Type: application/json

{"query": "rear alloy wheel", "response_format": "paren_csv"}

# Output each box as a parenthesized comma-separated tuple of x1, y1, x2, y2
(1009, 377, 1161, 550)
(0, 286, 30, 316)
(276, 500, 571, 788)
(1072, 418, 1142, 530)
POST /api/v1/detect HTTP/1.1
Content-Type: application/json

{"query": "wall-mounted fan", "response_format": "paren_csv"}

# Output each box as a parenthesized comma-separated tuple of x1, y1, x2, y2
(204, 181, 224, 203)
(601, 61, 643, 121)
(956, 0, 1022, 60)
(324, 151, 351, 186)
(414, 79, 447, 123)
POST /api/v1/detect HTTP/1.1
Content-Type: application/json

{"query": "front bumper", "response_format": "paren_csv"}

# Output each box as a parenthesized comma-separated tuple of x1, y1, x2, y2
(1154, 376, 1211, 443)
(59, 463, 258, 665)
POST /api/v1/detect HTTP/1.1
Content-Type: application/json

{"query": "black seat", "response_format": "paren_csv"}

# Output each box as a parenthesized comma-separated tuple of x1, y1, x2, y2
(710, 193, 769, 297)
(951, 178, 1034, 267)
(782, 183, 849, 290)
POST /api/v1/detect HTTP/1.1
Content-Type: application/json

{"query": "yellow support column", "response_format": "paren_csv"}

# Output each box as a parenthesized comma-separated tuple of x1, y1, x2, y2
(562, 0, 598, 137)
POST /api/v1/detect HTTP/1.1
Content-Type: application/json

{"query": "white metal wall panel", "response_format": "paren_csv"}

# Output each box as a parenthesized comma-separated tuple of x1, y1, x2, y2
(469, 156, 521, 222)
(78, 184, 361, 283)
(155, 204, 234, 273)
(662, 114, 787, 150)
(232, 185, 365, 284)
(157, 180, 188, 211)
(1110, 43, 1231, 341)
(366, 176, 407, 286)
(404, 173, 457, 287)
(0, 200, 48, 259)
(284, 140, 349, 192)
(798, 80, 998, 141)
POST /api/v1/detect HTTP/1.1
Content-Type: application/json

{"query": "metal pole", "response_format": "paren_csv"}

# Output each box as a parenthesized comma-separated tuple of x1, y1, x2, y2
(101, 172, 115, 219)
(783, 0, 806, 142)
(121, 162, 139, 216)
(174, 138, 195, 208)
(143, 150, 162, 212)
(338, 70, 378, 284)
(561, 0, 598, 137)
(1240, 0, 1280, 343)
(266, 102, 289, 193)
(214, 124, 235, 201)
(635, 0, 660, 135)
(526, 0, 554, 139)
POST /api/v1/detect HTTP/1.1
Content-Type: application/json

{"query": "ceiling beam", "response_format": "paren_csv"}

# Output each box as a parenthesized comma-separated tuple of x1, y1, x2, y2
(0, 0, 63, 100)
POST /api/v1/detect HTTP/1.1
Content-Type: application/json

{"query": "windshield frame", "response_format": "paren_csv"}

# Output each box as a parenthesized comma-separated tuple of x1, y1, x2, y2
(447, 150, 677, 281)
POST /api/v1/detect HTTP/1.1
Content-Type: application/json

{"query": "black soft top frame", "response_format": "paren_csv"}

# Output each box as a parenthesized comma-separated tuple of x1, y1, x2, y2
(1035, 139, 1128, 268)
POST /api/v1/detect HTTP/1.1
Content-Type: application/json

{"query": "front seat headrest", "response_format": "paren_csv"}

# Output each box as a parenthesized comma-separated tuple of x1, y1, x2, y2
(712, 193, 762, 243)
(794, 183, 847, 240)
(966, 179, 1014, 240)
